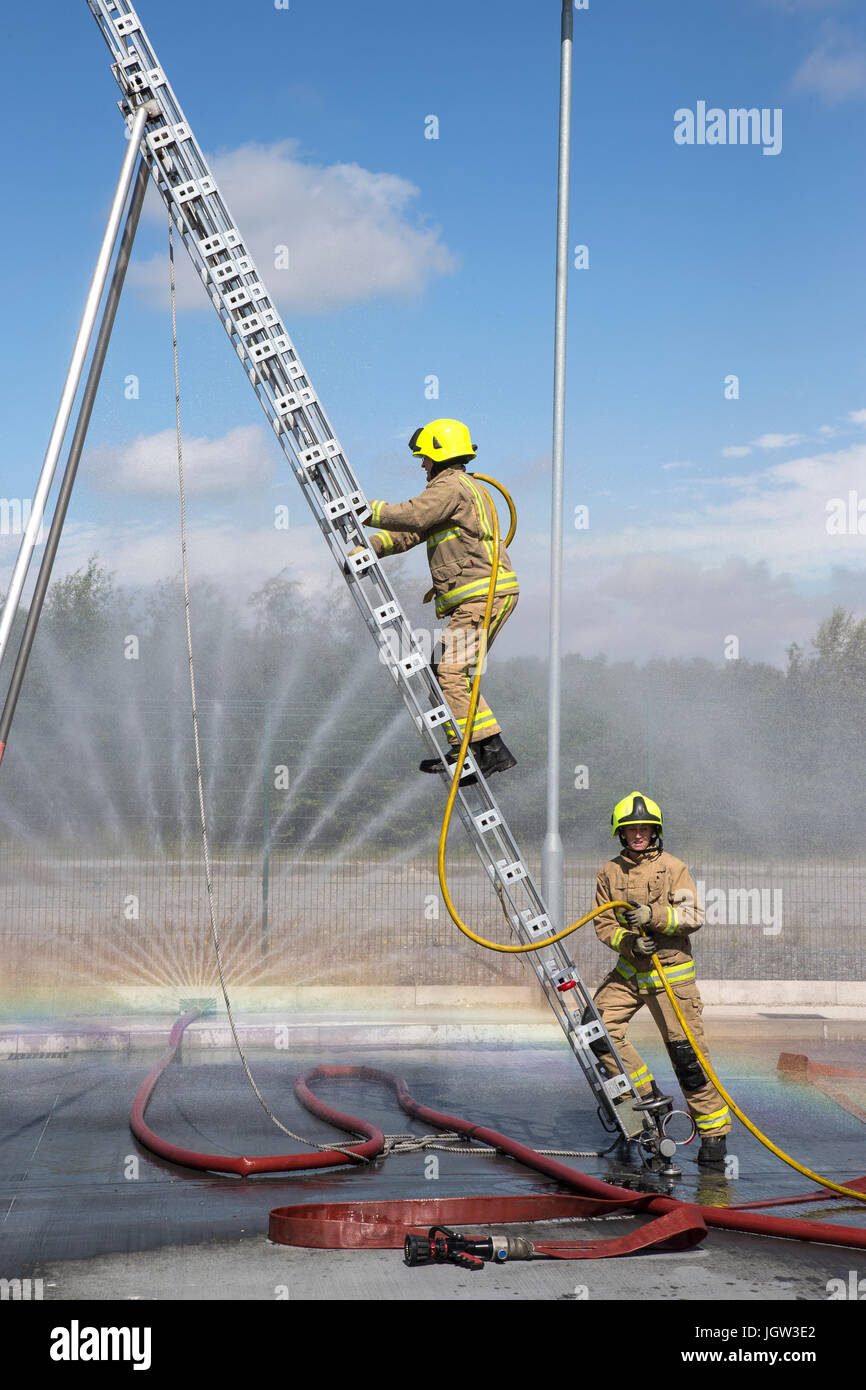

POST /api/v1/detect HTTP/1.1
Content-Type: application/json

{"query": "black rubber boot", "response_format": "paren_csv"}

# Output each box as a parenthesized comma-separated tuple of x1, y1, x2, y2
(475, 734, 517, 776)
(697, 1136, 727, 1170)
(419, 747, 476, 783)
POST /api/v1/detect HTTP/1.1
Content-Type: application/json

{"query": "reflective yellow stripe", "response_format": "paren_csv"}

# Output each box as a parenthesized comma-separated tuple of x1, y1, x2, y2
(370, 500, 385, 525)
(615, 956, 696, 990)
(470, 713, 498, 732)
(435, 570, 519, 617)
(427, 528, 460, 550)
(451, 711, 498, 733)
(630, 1065, 654, 1086)
(372, 530, 394, 554)
(695, 1107, 730, 1131)
(657, 961, 695, 981)
(639, 960, 696, 989)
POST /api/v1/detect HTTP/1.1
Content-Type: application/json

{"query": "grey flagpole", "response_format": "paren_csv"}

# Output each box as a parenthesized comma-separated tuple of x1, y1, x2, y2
(541, 1, 573, 932)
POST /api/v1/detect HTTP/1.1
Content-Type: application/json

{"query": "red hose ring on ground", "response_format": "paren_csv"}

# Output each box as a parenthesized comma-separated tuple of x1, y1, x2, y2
(130, 1015, 866, 1254)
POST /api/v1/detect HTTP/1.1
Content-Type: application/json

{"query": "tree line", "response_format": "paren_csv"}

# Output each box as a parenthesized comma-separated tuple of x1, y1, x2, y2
(1, 557, 863, 855)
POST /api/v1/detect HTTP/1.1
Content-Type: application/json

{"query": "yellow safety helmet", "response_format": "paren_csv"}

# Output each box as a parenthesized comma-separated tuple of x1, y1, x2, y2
(611, 791, 663, 838)
(408, 418, 477, 465)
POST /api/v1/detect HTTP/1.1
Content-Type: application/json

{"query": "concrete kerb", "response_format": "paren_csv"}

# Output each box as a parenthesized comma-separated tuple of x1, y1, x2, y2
(1, 985, 865, 1057)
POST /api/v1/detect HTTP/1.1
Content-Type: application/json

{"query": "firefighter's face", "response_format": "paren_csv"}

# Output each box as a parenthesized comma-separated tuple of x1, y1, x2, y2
(421, 456, 435, 480)
(623, 823, 653, 852)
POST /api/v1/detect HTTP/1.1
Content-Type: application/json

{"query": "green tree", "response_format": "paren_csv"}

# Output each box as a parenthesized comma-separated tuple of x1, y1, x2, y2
(43, 555, 116, 661)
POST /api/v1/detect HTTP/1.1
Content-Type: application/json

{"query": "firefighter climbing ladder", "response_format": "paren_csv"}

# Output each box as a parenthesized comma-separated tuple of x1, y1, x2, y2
(23, 0, 659, 1154)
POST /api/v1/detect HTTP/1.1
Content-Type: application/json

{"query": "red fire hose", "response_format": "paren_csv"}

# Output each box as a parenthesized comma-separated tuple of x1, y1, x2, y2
(130, 1013, 866, 1256)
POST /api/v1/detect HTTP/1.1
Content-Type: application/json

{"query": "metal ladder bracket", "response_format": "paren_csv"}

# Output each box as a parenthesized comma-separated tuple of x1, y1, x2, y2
(418, 705, 451, 732)
(575, 1019, 605, 1049)
(603, 1075, 632, 1101)
(324, 492, 368, 524)
(346, 549, 376, 577)
(548, 965, 578, 994)
(492, 860, 527, 889)
(520, 910, 551, 938)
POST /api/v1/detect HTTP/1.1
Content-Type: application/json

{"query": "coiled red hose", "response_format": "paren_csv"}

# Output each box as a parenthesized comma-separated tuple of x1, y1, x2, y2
(130, 1014, 866, 1253)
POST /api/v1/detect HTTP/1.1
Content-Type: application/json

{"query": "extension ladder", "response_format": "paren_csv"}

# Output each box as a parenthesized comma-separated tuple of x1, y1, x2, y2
(84, 0, 655, 1150)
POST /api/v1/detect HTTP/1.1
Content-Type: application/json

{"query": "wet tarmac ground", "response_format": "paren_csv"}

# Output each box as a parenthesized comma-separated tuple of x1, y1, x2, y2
(2, 1019, 865, 1312)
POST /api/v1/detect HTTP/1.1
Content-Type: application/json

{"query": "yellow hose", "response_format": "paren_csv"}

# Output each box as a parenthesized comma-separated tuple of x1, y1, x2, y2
(435, 475, 632, 953)
(430, 474, 866, 1202)
(468, 472, 517, 548)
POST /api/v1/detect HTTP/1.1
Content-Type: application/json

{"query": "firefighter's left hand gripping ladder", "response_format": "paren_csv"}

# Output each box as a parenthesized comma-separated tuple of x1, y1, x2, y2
(83, 0, 664, 1162)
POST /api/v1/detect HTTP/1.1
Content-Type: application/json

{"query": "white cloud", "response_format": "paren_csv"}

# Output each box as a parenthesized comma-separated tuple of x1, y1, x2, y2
(7, 440, 862, 671)
(724, 432, 804, 456)
(84, 425, 277, 498)
(17, 513, 335, 604)
(499, 447, 866, 661)
(496, 543, 863, 666)
(792, 25, 866, 103)
(569, 442, 866, 576)
(661, 460, 693, 471)
(750, 432, 805, 450)
(848, 409, 866, 424)
(129, 140, 457, 314)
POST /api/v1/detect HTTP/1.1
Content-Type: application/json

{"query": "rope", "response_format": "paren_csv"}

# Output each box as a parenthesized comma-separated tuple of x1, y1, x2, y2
(168, 212, 365, 1164)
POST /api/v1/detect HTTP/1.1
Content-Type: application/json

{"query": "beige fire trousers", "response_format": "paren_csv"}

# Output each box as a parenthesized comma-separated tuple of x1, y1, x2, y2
(437, 594, 517, 744)
(593, 970, 731, 1137)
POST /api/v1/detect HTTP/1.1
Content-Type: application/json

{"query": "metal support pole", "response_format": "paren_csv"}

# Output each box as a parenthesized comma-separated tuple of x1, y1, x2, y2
(262, 700, 272, 957)
(0, 156, 150, 768)
(0, 102, 150, 678)
(541, 1, 573, 933)
(647, 683, 654, 790)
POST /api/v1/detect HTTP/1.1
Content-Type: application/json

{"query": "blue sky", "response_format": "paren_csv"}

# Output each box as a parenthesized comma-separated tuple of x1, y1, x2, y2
(1, 0, 865, 665)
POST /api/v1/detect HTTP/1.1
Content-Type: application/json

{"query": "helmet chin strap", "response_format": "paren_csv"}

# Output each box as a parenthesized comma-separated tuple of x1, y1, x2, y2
(619, 832, 663, 859)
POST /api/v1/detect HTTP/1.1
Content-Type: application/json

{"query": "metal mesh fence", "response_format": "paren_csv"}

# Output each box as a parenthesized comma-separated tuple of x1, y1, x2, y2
(1, 841, 863, 1001)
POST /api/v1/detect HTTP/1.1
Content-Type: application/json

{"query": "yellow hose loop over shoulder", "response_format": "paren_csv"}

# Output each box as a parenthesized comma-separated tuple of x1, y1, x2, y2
(652, 953, 866, 1204)
(468, 472, 517, 549)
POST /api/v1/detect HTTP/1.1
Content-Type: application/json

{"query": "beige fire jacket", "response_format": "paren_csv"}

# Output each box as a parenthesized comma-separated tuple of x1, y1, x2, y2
(366, 468, 518, 618)
(594, 848, 705, 993)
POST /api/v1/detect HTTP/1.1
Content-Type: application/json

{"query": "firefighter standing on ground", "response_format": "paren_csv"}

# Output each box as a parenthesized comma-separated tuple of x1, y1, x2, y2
(592, 791, 732, 1168)
(362, 418, 519, 779)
